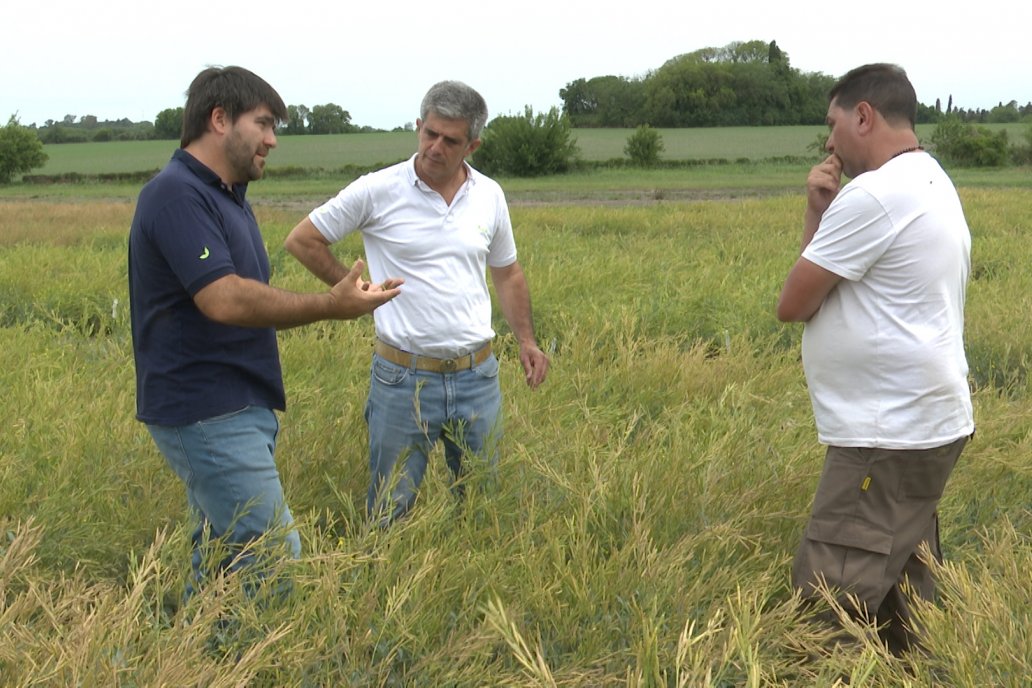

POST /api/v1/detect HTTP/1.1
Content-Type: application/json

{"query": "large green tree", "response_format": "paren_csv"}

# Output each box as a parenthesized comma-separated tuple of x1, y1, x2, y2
(284, 104, 310, 134)
(559, 75, 646, 127)
(153, 107, 184, 140)
(561, 40, 836, 128)
(0, 116, 48, 183)
(308, 103, 354, 135)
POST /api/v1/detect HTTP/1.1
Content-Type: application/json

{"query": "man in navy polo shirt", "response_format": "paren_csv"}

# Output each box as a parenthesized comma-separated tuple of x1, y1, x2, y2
(129, 66, 402, 595)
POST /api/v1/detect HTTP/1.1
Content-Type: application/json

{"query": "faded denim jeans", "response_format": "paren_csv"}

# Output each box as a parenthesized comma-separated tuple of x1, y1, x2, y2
(148, 405, 300, 598)
(364, 352, 502, 526)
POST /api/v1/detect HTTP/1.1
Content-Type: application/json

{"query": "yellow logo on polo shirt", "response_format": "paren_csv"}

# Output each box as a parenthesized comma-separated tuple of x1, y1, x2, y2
(199, 247, 210, 260)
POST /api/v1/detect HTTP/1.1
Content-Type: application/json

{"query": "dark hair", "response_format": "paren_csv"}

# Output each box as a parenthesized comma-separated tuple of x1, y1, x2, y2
(180, 66, 287, 147)
(829, 63, 917, 129)
(420, 81, 489, 141)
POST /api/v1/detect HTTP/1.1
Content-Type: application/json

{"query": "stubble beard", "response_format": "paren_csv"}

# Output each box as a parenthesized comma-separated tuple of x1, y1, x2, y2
(226, 130, 264, 183)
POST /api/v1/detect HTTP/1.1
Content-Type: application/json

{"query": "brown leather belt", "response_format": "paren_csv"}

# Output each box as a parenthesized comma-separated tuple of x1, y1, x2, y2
(374, 340, 492, 373)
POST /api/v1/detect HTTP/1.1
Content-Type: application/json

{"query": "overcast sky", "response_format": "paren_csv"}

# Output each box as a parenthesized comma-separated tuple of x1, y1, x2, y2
(4, 0, 1029, 130)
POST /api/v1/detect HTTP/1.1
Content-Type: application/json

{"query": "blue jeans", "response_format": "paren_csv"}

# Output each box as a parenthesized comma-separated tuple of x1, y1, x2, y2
(364, 352, 502, 525)
(147, 406, 301, 596)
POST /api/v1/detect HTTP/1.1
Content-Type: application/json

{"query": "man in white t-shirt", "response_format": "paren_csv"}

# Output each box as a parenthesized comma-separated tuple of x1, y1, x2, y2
(285, 81, 549, 526)
(776, 63, 974, 654)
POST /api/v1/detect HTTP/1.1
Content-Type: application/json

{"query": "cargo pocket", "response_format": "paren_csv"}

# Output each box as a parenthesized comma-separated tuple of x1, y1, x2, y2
(794, 515, 894, 607)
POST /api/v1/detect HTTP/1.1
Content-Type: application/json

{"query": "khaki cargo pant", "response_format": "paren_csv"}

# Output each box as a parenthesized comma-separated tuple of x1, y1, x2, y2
(791, 435, 968, 654)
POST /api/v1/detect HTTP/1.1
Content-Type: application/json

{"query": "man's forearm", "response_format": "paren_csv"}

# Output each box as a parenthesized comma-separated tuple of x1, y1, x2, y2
(284, 218, 350, 286)
(491, 265, 537, 346)
(194, 275, 337, 329)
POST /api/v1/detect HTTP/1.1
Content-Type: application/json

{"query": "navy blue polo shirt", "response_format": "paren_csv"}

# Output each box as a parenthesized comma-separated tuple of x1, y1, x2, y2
(128, 149, 285, 425)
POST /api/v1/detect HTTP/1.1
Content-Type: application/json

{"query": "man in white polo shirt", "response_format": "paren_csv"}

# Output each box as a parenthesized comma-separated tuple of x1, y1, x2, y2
(286, 80, 549, 526)
(777, 63, 974, 654)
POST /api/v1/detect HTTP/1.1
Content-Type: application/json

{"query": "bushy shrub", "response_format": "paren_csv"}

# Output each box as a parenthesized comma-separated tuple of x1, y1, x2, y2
(0, 116, 48, 183)
(472, 106, 578, 177)
(930, 118, 1010, 167)
(624, 125, 664, 167)
(1009, 124, 1032, 165)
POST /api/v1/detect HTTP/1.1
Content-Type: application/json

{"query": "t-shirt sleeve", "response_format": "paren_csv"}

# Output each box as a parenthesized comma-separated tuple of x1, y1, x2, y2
(309, 176, 370, 243)
(802, 186, 895, 282)
(147, 194, 236, 296)
(486, 191, 518, 268)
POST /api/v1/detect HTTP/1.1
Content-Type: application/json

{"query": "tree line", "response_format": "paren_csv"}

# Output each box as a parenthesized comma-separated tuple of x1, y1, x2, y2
(16, 39, 1032, 144)
(559, 39, 1032, 128)
(23, 103, 406, 145)
(4, 39, 1032, 181)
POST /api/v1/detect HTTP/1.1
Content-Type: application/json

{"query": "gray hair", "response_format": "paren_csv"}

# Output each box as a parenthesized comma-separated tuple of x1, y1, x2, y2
(420, 81, 488, 142)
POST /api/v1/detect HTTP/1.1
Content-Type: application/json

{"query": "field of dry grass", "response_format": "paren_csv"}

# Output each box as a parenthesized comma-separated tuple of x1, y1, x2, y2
(2, 180, 1031, 685)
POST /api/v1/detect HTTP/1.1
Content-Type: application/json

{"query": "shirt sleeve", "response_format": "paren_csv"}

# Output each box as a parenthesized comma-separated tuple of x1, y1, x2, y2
(486, 189, 518, 268)
(146, 194, 236, 296)
(309, 175, 371, 243)
(803, 185, 896, 282)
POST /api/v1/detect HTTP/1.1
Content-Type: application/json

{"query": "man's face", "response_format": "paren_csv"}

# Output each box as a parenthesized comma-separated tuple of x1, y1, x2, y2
(224, 105, 278, 183)
(415, 112, 479, 187)
(824, 99, 862, 179)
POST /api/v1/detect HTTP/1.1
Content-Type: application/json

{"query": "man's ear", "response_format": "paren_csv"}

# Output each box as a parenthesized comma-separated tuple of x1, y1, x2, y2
(855, 101, 876, 134)
(209, 106, 229, 135)
(466, 138, 481, 156)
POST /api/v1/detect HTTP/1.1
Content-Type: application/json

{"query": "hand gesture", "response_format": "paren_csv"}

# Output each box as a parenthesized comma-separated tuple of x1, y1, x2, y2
(328, 259, 402, 319)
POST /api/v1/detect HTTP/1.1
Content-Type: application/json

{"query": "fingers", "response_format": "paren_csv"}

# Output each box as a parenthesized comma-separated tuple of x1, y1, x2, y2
(345, 258, 365, 280)
(807, 157, 842, 199)
(368, 285, 402, 305)
(521, 348, 550, 389)
(329, 261, 401, 318)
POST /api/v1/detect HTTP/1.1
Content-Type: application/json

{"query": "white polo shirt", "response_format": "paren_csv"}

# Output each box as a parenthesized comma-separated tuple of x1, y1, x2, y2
(309, 155, 517, 358)
(801, 152, 974, 449)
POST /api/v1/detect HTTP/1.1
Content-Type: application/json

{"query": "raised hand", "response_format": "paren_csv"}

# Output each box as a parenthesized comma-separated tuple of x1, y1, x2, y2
(328, 259, 403, 318)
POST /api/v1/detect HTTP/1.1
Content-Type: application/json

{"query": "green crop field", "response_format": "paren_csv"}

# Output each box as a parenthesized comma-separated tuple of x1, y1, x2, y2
(1, 163, 1031, 684)
(26, 123, 1029, 178)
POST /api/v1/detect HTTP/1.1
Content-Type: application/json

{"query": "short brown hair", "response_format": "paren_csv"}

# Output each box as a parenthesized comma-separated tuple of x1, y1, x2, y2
(829, 63, 917, 129)
(180, 66, 287, 147)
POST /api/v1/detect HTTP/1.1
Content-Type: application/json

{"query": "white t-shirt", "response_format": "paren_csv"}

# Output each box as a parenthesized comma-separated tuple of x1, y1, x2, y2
(801, 151, 974, 449)
(309, 155, 517, 358)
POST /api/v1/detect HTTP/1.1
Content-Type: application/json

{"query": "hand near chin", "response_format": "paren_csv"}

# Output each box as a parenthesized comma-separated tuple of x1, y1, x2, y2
(807, 154, 843, 216)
